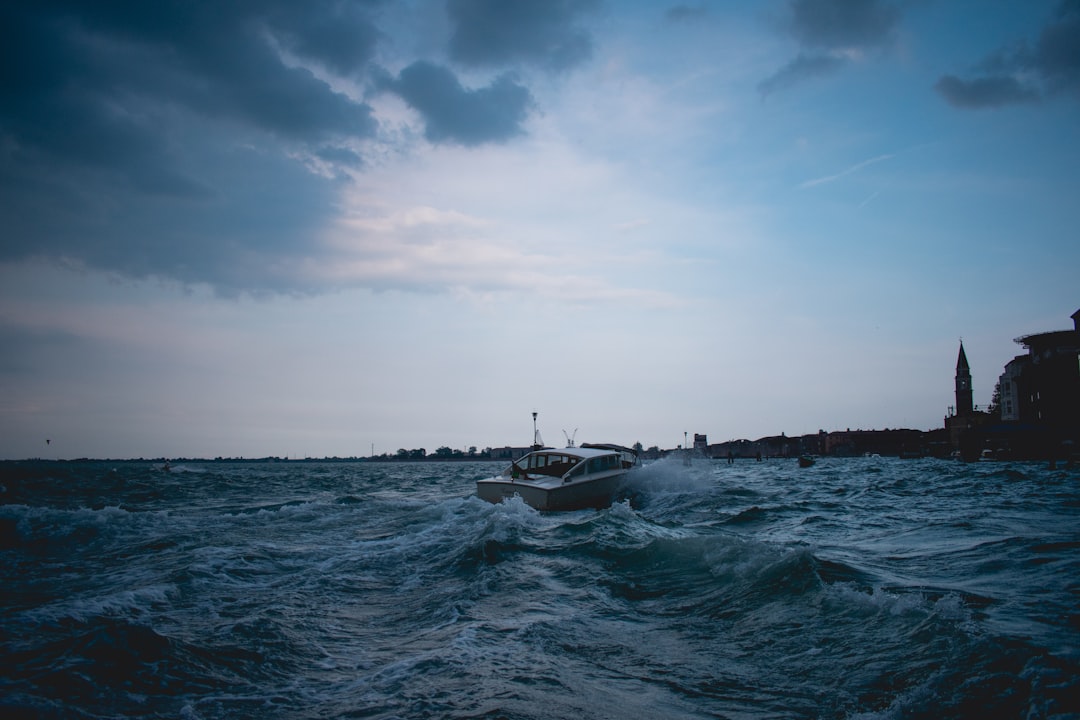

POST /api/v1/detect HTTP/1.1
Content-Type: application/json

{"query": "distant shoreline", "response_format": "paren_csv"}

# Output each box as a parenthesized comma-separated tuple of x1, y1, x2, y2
(0, 456, 507, 464)
(5, 422, 1076, 464)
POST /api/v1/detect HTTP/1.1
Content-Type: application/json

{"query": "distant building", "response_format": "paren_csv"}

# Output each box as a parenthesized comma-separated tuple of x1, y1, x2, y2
(956, 309, 1080, 460)
(489, 446, 532, 461)
(944, 341, 993, 457)
(997, 356, 1024, 422)
(706, 429, 933, 460)
(997, 309, 1080, 432)
(955, 342, 974, 416)
(693, 433, 708, 452)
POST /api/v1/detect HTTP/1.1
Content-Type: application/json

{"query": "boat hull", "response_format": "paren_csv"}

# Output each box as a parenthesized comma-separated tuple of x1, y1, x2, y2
(476, 471, 628, 511)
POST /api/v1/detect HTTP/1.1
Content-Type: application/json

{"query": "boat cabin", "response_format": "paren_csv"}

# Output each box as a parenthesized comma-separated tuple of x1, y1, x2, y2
(479, 444, 639, 510)
(509, 448, 625, 483)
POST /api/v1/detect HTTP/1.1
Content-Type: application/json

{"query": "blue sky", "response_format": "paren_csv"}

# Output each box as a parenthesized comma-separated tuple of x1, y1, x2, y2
(2, 0, 1078, 459)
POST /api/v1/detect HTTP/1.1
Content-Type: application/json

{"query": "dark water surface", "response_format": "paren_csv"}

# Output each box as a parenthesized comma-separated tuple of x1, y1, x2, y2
(1, 457, 1078, 718)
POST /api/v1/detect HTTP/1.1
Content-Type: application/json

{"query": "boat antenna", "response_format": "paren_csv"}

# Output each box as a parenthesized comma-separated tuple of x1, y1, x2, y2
(563, 428, 578, 448)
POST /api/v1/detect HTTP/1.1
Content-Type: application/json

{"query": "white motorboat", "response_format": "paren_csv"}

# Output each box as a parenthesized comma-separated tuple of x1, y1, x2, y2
(476, 443, 639, 511)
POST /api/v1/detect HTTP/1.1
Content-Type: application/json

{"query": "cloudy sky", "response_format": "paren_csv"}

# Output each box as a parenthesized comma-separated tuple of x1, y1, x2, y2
(2, 0, 1078, 459)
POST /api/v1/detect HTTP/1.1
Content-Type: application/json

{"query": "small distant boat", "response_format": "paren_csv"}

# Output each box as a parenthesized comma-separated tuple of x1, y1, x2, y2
(476, 444, 640, 511)
(798, 455, 816, 468)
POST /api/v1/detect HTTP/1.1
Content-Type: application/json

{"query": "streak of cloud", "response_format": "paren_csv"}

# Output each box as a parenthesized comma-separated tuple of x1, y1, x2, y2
(858, 190, 881, 208)
(800, 154, 894, 188)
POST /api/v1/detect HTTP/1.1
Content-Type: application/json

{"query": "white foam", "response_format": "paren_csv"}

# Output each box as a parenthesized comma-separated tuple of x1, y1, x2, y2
(20, 583, 178, 625)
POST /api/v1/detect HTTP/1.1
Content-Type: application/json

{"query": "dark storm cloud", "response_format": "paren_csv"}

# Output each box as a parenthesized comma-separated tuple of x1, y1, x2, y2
(379, 0, 592, 146)
(934, 75, 1040, 109)
(1, 2, 380, 146)
(388, 62, 534, 146)
(760, 0, 900, 95)
(446, 0, 597, 71)
(0, 0, 588, 294)
(1036, 0, 1080, 95)
(936, 1, 1080, 109)
(268, 1, 383, 78)
(786, 0, 899, 50)
(0, 1, 383, 294)
(666, 5, 709, 23)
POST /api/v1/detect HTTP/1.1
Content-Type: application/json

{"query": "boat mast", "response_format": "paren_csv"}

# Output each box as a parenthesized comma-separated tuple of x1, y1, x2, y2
(532, 411, 544, 450)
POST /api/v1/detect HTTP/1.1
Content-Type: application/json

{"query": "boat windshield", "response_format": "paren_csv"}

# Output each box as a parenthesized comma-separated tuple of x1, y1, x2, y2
(566, 453, 620, 478)
(517, 453, 580, 477)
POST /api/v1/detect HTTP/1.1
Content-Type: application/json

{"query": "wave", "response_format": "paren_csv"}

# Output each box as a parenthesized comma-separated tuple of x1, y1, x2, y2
(0, 614, 293, 718)
(0, 503, 135, 550)
(2, 459, 1077, 719)
(848, 635, 1080, 720)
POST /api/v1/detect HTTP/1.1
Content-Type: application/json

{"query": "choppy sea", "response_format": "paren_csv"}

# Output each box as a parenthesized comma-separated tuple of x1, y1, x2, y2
(1, 457, 1078, 719)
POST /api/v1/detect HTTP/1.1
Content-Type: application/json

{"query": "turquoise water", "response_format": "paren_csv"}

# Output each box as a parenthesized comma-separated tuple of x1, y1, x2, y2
(1, 457, 1077, 718)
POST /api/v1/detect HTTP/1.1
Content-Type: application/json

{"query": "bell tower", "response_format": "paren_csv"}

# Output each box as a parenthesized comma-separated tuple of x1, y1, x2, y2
(955, 341, 974, 417)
